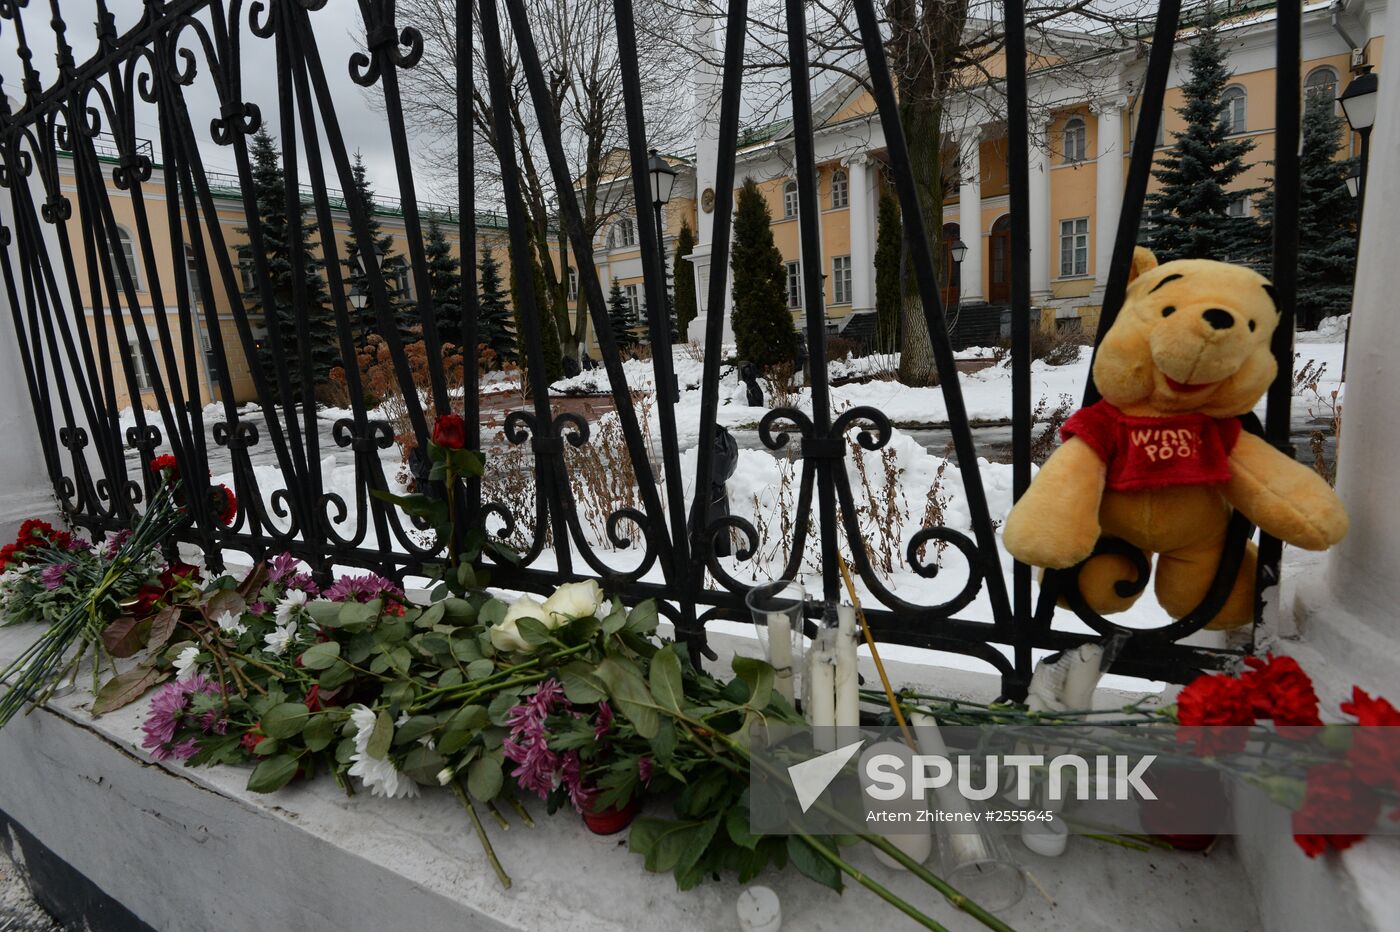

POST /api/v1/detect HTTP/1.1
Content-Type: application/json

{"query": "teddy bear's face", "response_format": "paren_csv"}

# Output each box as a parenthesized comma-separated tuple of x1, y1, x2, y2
(1092, 248, 1280, 418)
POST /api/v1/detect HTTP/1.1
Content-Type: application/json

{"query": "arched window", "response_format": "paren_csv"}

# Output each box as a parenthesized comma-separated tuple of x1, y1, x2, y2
(831, 169, 849, 209)
(185, 245, 204, 308)
(1304, 67, 1338, 115)
(107, 226, 140, 291)
(1063, 116, 1087, 162)
(783, 180, 799, 218)
(1220, 85, 1247, 134)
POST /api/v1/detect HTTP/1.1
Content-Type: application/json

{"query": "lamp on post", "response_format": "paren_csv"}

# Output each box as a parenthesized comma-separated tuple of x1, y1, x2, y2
(1338, 65, 1379, 215)
(647, 148, 677, 343)
(1343, 161, 1363, 200)
(950, 237, 968, 330)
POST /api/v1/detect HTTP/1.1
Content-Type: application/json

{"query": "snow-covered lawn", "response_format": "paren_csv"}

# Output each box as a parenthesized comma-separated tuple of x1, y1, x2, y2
(112, 323, 1348, 686)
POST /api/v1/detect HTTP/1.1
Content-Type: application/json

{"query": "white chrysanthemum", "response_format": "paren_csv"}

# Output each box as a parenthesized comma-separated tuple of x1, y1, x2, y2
(213, 609, 247, 637)
(347, 705, 419, 799)
(262, 621, 296, 656)
(173, 645, 200, 678)
(274, 588, 309, 627)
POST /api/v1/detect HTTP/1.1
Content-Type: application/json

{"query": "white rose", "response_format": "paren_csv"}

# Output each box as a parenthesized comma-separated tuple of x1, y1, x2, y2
(489, 596, 550, 653)
(542, 580, 605, 622)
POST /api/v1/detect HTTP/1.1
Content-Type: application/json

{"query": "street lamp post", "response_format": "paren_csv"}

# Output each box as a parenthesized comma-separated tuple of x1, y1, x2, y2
(1338, 65, 1379, 218)
(647, 148, 677, 344)
(1337, 65, 1378, 385)
(949, 238, 968, 336)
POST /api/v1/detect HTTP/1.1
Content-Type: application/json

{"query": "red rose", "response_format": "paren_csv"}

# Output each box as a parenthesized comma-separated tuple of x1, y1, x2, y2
(1340, 688, 1400, 793)
(1292, 762, 1382, 858)
(432, 413, 467, 450)
(158, 561, 201, 592)
(304, 685, 322, 713)
(130, 583, 166, 619)
(1241, 654, 1321, 728)
(1176, 673, 1255, 756)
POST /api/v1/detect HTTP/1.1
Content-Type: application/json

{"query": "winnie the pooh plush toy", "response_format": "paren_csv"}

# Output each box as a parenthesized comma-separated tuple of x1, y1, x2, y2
(1003, 247, 1347, 629)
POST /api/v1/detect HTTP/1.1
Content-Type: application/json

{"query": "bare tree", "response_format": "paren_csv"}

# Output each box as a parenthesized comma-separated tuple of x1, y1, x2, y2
(394, 0, 687, 362)
(648, 0, 1155, 386)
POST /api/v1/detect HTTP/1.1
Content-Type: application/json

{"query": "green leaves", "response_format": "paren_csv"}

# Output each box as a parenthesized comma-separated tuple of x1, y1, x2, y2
(262, 702, 311, 740)
(247, 754, 301, 794)
(731, 656, 775, 712)
(786, 836, 843, 892)
(629, 816, 720, 877)
(366, 709, 393, 760)
(438, 704, 488, 755)
(299, 641, 341, 670)
(466, 756, 503, 801)
(593, 657, 659, 738)
(649, 645, 684, 714)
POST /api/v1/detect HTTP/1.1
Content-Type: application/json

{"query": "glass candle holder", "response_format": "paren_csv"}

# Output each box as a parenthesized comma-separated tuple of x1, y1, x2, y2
(745, 579, 807, 707)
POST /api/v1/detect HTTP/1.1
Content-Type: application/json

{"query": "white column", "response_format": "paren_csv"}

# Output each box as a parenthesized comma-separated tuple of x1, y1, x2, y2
(1327, 52, 1400, 638)
(1028, 117, 1052, 302)
(846, 153, 873, 311)
(1092, 97, 1126, 296)
(691, 16, 720, 247)
(957, 130, 983, 303)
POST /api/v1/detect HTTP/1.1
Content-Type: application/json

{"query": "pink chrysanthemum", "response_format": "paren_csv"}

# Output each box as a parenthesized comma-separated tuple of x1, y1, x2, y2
(324, 572, 402, 604)
(141, 674, 226, 761)
(39, 562, 72, 591)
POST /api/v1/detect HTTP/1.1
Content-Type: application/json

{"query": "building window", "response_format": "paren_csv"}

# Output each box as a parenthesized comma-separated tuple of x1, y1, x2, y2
(1220, 85, 1247, 134)
(609, 217, 636, 249)
(1059, 217, 1089, 278)
(123, 340, 153, 392)
(237, 246, 257, 292)
(185, 246, 204, 308)
(831, 256, 852, 305)
(831, 169, 849, 209)
(624, 283, 642, 324)
(783, 180, 799, 219)
(1227, 195, 1250, 218)
(108, 226, 140, 291)
(1304, 67, 1338, 115)
(1063, 116, 1087, 162)
(568, 267, 578, 301)
(786, 260, 803, 308)
(389, 260, 414, 301)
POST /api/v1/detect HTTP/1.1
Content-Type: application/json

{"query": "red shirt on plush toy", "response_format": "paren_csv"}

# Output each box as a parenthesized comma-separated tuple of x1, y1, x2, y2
(1062, 401, 1243, 491)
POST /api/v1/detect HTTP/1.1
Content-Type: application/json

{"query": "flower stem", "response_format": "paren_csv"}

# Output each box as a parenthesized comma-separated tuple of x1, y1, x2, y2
(451, 780, 511, 889)
(794, 833, 949, 932)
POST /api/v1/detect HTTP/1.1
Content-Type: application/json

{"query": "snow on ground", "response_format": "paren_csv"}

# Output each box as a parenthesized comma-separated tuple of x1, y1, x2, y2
(108, 324, 1348, 684)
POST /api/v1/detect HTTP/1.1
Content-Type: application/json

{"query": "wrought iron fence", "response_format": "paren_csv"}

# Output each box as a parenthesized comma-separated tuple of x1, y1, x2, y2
(0, 0, 1303, 698)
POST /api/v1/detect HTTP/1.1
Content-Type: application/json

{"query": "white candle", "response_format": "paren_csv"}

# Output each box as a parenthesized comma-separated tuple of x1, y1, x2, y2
(767, 615, 795, 705)
(834, 605, 860, 729)
(1063, 644, 1105, 710)
(861, 740, 934, 870)
(806, 631, 837, 751)
(737, 885, 782, 932)
(909, 711, 991, 863)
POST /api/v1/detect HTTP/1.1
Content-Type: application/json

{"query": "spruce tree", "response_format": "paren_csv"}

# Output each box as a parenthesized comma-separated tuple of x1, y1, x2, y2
(1254, 95, 1358, 328)
(476, 246, 515, 363)
(730, 178, 793, 368)
(672, 221, 697, 342)
(345, 150, 399, 341)
(607, 278, 638, 350)
(241, 129, 337, 393)
(874, 190, 902, 353)
(1144, 19, 1264, 262)
(423, 218, 463, 346)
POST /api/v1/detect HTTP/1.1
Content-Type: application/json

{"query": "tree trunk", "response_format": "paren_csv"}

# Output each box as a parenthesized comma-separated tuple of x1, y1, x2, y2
(896, 94, 945, 387)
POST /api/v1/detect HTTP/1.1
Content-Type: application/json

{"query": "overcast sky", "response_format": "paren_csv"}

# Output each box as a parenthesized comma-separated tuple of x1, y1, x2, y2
(4, 1, 424, 204)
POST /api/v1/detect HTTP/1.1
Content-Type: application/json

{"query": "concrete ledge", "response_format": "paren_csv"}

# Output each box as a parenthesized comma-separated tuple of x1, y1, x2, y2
(0, 623, 1261, 931)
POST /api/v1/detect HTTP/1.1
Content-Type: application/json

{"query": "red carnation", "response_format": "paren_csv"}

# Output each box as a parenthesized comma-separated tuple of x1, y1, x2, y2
(1241, 654, 1322, 728)
(214, 484, 237, 526)
(1340, 688, 1400, 794)
(1292, 762, 1382, 858)
(158, 561, 201, 591)
(149, 454, 179, 477)
(304, 685, 323, 713)
(1176, 673, 1255, 756)
(431, 413, 467, 450)
(241, 726, 266, 754)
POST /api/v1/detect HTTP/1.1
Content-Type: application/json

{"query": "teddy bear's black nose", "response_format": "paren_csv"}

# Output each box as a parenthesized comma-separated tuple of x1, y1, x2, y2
(1202, 308, 1235, 330)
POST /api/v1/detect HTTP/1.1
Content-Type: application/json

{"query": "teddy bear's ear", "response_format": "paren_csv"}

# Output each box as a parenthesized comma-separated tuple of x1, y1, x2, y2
(1127, 246, 1159, 286)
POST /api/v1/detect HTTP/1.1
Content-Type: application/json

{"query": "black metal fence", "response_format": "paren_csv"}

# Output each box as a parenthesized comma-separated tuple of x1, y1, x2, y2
(0, 0, 1303, 698)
